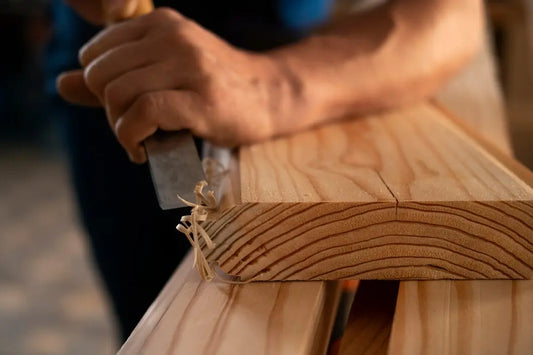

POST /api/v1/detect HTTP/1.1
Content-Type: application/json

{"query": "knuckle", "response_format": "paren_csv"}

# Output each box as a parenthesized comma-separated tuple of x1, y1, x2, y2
(152, 7, 179, 21)
(194, 50, 213, 72)
(114, 123, 128, 146)
(199, 79, 219, 104)
(104, 82, 122, 106)
(78, 47, 89, 67)
(134, 93, 159, 122)
(78, 29, 106, 66)
(83, 65, 99, 93)
(158, 14, 194, 43)
(165, 22, 190, 45)
(78, 40, 95, 67)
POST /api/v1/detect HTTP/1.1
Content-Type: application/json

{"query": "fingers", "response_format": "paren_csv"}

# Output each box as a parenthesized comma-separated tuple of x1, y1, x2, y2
(56, 70, 101, 107)
(103, 61, 182, 128)
(83, 39, 154, 102)
(79, 8, 183, 67)
(115, 95, 158, 163)
(115, 91, 203, 163)
(79, 19, 147, 67)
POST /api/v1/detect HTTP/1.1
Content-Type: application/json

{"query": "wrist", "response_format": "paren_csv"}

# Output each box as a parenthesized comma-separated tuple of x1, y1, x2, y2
(257, 51, 312, 139)
(263, 43, 339, 139)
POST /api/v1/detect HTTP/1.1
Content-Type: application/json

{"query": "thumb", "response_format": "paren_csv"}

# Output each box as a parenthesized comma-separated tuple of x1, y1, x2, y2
(57, 70, 101, 107)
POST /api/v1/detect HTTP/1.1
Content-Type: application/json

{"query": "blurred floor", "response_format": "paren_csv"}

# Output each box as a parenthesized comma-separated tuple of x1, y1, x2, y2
(0, 145, 116, 355)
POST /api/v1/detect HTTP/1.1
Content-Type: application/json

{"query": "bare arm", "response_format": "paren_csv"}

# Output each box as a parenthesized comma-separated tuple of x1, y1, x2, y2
(266, 0, 483, 135)
(58, 0, 483, 163)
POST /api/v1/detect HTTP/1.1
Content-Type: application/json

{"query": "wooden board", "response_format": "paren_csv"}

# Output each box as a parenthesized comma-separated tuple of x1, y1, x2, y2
(338, 281, 399, 355)
(388, 281, 533, 355)
(389, 34, 533, 355)
(201, 103, 533, 281)
(118, 251, 341, 355)
(434, 34, 512, 156)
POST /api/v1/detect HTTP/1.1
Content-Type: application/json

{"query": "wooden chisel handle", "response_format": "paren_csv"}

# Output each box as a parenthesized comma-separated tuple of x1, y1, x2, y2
(103, 0, 154, 24)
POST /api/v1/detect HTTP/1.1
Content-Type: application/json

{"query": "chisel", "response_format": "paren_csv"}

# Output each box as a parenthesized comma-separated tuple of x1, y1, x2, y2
(106, 0, 205, 210)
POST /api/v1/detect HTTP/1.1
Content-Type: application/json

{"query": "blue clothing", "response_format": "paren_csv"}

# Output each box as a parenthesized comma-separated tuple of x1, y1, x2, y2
(47, 0, 331, 340)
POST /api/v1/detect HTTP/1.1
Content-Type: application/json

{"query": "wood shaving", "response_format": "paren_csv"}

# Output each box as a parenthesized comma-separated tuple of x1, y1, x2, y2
(176, 180, 217, 281)
(177, 157, 264, 283)
(176, 157, 229, 281)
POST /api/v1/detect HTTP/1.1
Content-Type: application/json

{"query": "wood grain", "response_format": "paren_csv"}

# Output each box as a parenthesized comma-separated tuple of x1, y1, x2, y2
(434, 34, 513, 155)
(202, 103, 533, 281)
(118, 251, 341, 355)
(389, 33, 533, 355)
(388, 281, 533, 355)
(338, 281, 399, 355)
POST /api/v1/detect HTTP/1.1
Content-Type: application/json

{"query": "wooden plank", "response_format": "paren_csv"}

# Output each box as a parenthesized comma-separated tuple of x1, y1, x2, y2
(388, 281, 533, 355)
(118, 251, 341, 355)
(336, 35, 522, 355)
(309, 282, 343, 355)
(432, 101, 533, 188)
(434, 32, 513, 155)
(202, 103, 533, 281)
(390, 31, 533, 354)
(389, 104, 533, 355)
(337, 281, 399, 355)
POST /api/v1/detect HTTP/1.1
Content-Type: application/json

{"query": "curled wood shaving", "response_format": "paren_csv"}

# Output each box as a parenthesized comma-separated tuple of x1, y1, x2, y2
(176, 180, 217, 281)
(177, 157, 264, 283)
(176, 157, 230, 281)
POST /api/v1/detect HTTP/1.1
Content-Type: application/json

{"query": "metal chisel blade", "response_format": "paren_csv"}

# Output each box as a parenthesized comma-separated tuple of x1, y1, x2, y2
(145, 130, 205, 210)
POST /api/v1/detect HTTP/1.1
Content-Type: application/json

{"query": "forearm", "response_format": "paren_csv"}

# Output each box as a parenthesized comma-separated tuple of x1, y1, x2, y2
(58, 2, 484, 161)
(266, 0, 484, 136)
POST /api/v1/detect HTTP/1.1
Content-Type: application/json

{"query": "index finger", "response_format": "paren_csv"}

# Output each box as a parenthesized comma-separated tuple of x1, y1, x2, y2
(79, 16, 148, 67)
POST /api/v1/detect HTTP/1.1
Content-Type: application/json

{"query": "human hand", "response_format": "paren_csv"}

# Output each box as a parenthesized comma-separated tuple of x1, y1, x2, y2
(57, 0, 154, 108)
(60, 8, 289, 163)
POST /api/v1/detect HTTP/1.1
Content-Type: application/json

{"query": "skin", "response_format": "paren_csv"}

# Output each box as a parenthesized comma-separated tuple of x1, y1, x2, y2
(57, 0, 483, 163)
(62, 0, 150, 24)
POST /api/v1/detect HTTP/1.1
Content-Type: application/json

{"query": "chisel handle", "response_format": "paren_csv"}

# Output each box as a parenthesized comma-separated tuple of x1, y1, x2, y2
(103, 0, 154, 24)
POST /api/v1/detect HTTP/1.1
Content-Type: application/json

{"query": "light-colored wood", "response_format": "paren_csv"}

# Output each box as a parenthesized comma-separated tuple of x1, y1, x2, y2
(390, 28, 533, 355)
(388, 104, 533, 354)
(387, 107, 533, 354)
(338, 281, 399, 355)
(434, 34, 513, 156)
(118, 251, 341, 355)
(388, 281, 533, 355)
(335, 31, 526, 355)
(202, 103, 533, 281)
(309, 282, 343, 355)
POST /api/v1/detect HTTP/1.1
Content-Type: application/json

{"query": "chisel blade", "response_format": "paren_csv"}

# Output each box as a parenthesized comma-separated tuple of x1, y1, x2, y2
(145, 130, 205, 210)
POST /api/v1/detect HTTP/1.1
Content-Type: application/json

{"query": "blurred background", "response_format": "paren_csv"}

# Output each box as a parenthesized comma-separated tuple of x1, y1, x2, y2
(0, 1, 118, 354)
(0, 0, 532, 354)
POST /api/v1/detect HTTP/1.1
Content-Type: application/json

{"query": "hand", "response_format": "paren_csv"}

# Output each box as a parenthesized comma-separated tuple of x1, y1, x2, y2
(57, 0, 154, 108)
(60, 8, 288, 163)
